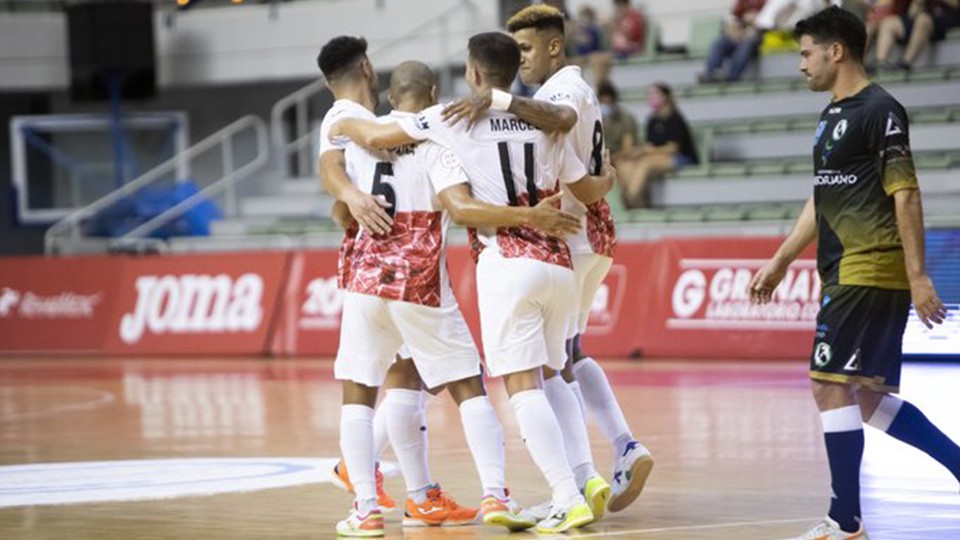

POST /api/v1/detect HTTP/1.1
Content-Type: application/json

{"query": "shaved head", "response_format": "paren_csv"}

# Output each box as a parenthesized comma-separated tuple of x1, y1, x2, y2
(389, 61, 437, 105)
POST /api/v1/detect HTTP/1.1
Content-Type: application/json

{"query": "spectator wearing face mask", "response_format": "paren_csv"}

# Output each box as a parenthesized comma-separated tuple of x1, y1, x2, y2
(601, 81, 698, 209)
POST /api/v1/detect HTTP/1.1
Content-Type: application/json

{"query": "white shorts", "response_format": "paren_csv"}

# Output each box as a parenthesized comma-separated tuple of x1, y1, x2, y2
(476, 249, 577, 377)
(335, 292, 481, 389)
(570, 253, 614, 337)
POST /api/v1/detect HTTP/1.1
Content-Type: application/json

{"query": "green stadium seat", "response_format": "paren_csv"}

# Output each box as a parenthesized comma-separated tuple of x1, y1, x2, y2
(630, 208, 670, 223)
(687, 15, 724, 57)
(667, 207, 706, 222)
(915, 153, 952, 169)
(748, 161, 789, 175)
(711, 162, 750, 176)
(704, 206, 747, 221)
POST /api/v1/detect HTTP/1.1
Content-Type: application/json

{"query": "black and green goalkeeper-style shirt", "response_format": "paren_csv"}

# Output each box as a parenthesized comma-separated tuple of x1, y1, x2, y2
(812, 83, 918, 290)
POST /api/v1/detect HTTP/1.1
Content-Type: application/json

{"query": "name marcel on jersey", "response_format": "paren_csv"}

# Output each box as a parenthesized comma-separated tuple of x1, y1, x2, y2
(489, 117, 538, 132)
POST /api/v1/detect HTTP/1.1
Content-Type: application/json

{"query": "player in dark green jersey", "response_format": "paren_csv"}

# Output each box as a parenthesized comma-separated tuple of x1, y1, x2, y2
(749, 6, 955, 540)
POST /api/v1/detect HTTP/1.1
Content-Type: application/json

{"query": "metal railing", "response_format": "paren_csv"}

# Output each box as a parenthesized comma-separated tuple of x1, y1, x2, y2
(45, 114, 269, 255)
(269, 0, 476, 178)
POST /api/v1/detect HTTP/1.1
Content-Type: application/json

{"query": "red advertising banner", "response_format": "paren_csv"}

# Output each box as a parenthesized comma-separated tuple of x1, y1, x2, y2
(576, 238, 818, 360)
(0, 238, 819, 360)
(270, 250, 343, 357)
(0, 256, 124, 353)
(103, 252, 289, 355)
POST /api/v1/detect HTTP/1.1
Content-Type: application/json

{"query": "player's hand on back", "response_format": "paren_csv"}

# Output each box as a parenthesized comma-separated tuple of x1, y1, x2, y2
(748, 260, 788, 305)
(528, 191, 581, 238)
(442, 89, 493, 129)
(344, 188, 393, 236)
(909, 274, 948, 329)
(331, 200, 357, 231)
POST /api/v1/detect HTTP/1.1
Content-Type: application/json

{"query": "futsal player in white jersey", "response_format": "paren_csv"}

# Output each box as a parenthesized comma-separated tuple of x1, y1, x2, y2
(315, 35, 398, 537)
(443, 5, 654, 515)
(330, 32, 615, 534)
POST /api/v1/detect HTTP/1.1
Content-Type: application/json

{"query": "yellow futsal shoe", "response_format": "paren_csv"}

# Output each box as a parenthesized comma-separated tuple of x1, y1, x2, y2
(584, 475, 611, 522)
(335, 504, 385, 537)
(480, 492, 536, 531)
(535, 500, 594, 534)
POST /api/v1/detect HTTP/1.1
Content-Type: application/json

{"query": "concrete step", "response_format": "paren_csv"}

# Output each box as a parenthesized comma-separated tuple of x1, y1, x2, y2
(210, 217, 281, 236)
(240, 193, 334, 219)
(280, 176, 322, 196)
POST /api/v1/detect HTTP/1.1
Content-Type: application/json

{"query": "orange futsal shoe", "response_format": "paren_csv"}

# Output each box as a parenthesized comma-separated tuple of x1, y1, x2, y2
(402, 485, 479, 527)
(331, 459, 397, 513)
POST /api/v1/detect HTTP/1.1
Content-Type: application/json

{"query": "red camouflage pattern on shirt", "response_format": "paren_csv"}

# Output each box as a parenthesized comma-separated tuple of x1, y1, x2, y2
(467, 188, 573, 269)
(337, 223, 360, 290)
(347, 211, 445, 307)
(586, 198, 617, 258)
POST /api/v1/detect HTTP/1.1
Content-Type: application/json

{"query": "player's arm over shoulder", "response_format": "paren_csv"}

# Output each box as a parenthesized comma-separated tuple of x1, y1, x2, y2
(509, 93, 579, 133)
(331, 118, 417, 149)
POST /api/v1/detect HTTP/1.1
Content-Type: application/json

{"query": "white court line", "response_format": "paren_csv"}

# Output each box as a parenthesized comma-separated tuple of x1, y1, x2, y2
(551, 516, 820, 537)
(0, 386, 115, 422)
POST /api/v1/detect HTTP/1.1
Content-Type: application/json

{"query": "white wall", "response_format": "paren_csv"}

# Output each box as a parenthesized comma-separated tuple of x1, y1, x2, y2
(0, 0, 497, 91)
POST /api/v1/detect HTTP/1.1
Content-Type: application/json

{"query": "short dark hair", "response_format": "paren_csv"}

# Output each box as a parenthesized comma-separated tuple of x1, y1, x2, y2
(597, 80, 619, 101)
(506, 5, 566, 35)
(794, 6, 866, 63)
(317, 36, 368, 80)
(467, 32, 521, 88)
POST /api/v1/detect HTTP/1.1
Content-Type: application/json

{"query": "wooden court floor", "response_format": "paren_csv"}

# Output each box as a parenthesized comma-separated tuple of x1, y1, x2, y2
(1, 357, 958, 539)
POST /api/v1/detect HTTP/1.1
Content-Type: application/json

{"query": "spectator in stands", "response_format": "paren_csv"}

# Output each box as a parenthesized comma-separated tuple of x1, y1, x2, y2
(598, 80, 639, 158)
(866, 0, 911, 60)
(608, 0, 647, 59)
(572, 5, 615, 87)
(607, 82, 698, 209)
(874, 0, 959, 71)
(699, 0, 768, 83)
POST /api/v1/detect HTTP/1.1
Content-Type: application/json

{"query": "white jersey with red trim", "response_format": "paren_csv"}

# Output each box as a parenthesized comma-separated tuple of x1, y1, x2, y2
(398, 104, 587, 269)
(534, 66, 617, 258)
(317, 99, 377, 289)
(344, 111, 469, 308)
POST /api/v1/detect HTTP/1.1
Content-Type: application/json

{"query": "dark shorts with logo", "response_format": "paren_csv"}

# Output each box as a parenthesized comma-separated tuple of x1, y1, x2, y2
(809, 284, 911, 393)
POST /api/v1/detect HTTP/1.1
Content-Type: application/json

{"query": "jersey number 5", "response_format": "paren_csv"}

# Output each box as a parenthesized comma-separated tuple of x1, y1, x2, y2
(372, 162, 397, 218)
(497, 142, 538, 207)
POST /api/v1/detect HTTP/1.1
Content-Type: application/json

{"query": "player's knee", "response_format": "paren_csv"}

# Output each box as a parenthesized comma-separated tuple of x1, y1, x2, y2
(504, 368, 542, 396)
(810, 379, 856, 411)
(342, 380, 379, 407)
(384, 359, 422, 391)
(447, 375, 486, 405)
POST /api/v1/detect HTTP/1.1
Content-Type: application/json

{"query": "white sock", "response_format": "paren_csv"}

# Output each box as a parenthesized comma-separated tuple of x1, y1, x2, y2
(574, 357, 634, 456)
(373, 397, 390, 459)
(459, 395, 507, 496)
(510, 389, 582, 507)
(544, 376, 598, 488)
(340, 404, 377, 509)
(568, 380, 589, 426)
(384, 389, 432, 494)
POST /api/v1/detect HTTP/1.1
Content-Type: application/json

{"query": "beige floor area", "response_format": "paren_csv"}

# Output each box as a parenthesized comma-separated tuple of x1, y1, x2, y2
(1, 357, 958, 539)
